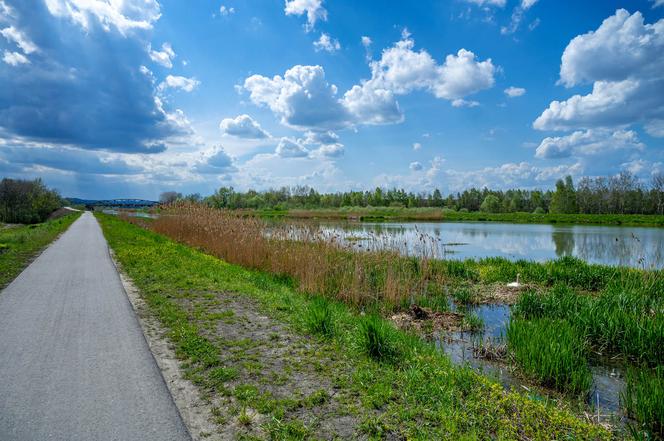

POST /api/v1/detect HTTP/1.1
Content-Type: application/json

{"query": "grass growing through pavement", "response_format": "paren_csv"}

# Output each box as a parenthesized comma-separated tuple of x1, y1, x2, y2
(621, 366, 663, 439)
(0, 212, 81, 289)
(507, 318, 593, 395)
(98, 213, 613, 440)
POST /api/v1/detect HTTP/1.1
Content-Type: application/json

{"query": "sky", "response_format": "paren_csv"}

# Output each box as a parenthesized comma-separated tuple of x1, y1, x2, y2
(0, 0, 663, 199)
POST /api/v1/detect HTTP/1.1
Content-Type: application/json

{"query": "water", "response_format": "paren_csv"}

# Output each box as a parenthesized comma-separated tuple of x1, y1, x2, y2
(438, 304, 626, 416)
(314, 221, 664, 269)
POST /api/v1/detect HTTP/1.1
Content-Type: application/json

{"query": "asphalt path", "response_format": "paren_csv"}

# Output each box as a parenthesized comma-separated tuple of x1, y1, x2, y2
(0, 212, 191, 441)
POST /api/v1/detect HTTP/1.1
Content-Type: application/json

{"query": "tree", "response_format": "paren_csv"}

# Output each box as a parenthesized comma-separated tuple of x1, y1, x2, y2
(480, 195, 501, 213)
(0, 178, 62, 224)
(159, 191, 182, 204)
(550, 176, 578, 214)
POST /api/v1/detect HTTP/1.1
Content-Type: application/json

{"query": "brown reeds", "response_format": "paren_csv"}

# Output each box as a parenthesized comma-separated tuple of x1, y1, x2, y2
(148, 202, 444, 308)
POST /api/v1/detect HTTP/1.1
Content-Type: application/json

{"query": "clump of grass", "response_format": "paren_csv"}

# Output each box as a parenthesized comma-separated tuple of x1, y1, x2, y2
(303, 296, 335, 338)
(357, 313, 401, 362)
(621, 366, 663, 439)
(453, 287, 476, 305)
(507, 318, 592, 395)
(462, 312, 484, 333)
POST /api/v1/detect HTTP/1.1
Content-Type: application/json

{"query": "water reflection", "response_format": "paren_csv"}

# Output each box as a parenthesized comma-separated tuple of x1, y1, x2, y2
(315, 221, 663, 269)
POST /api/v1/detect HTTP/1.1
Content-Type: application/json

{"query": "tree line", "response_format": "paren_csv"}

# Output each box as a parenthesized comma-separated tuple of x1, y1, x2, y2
(162, 171, 664, 215)
(0, 178, 63, 224)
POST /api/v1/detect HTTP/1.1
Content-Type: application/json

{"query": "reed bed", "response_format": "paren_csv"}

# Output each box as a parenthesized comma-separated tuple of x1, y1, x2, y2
(507, 318, 593, 395)
(622, 366, 663, 439)
(514, 284, 663, 366)
(150, 203, 443, 309)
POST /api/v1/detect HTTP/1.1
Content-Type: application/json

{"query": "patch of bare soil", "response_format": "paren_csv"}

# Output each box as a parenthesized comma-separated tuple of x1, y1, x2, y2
(48, 206, 81, 220)
(182, 292, 364, 440)
(473, 283, 531, 304)
(390, 304, 464, 336)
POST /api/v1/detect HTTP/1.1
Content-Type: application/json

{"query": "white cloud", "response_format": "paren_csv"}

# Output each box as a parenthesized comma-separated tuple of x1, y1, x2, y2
(1, 26, 37, 53)
(219, 5, 235, 16)
(361, 36, 372, 47)
(451, 98, 479, 108)
(284, 0, 327, 31)
(535, 129, 645, 159)
(158, 75, 200, 92)
(220, 114, 269, 139)
(652, 0, 664, 8)
(276, 137, 309, 158)
(243, 34, 495, 132)
(149, 42, 175, 68)
(409, 161, 423, 171)
(535, 10, 664, 136)
(462, 0, 506, 7)
(2, 49, 28, 65)
(501, 0, 538, 34)
(313, 33, 340, 52)
(504, 86, 526, 97)
(521, 0, 538, 10)
(413, 142, 421, 151)
(195, 147, 236, 175)
(44, 0, 161, 35)
(243, 65, 351, 130)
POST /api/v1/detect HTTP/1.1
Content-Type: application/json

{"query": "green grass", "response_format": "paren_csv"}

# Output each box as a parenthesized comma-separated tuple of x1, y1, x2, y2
(507, 318, 593, 395)
(621, 366, 663, 439)
(97, 213, 613, 440)
(462, 312, 485, 333)
(258, 207, 664, 227)
(513, 284, 663, 366)
(0, 213, 81, 289)
(302, 296, 335, 338)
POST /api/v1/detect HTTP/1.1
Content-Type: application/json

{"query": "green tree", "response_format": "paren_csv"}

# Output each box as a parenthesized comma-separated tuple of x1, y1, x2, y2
(480, 195, 501, 213)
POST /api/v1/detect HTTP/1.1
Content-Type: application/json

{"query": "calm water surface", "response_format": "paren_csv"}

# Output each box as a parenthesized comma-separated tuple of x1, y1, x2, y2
(316, 221, 664, 269)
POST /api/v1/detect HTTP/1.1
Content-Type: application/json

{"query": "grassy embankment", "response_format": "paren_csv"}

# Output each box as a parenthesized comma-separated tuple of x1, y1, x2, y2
(99, 212, 615, 440)
(136, 204, 663, 438)
(257, 207, 664, 227)
(0, 212, 81, 288)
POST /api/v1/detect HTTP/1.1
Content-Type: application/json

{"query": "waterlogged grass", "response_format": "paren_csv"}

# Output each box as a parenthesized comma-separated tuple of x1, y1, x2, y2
(0, 212, 81, 288)
(97, 213, 613, 440)
(622, 366, 663, 439)
(514, 284, 663, 366)
(507, 318, 593, 395)
(259, 207, 664, 227)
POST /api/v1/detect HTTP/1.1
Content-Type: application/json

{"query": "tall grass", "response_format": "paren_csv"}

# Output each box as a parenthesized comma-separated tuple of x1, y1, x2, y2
(514, 284, 663, 366)
(507, 318, 592, 395)
(303, 296, 335, 338)
(622, 366, 663, 439)
(357, 313, 401, 362)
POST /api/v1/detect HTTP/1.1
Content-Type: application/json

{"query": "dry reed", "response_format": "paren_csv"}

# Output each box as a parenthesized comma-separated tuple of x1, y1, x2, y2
(148, 202, 443, 308)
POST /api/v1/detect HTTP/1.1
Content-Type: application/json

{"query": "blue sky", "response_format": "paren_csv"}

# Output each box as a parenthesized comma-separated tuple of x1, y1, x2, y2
(1, 0, 663, 199)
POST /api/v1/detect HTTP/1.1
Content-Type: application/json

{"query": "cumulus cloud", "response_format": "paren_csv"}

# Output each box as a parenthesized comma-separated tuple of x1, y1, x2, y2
(0, 0, 190, 154)
(242, 34, 495, 132)
(504, 86, 526, 97)
(534, 10, 664, 136)
(195, 147, 236, 174)
(313, 33, 340, 52)
(158, 75, 200, 92)
(413, 142, 421, 150)
(535, 129, 645, 159)
(220, 114, 269, 139)
(451, 98, 479, 108)
(44, 0, 161, 35)
(409, 161, 423, 171)
(276, 137, 309, 158)
(149, 42, 175, 68)
(653, 0, 664, 8)
(284, 0, 327, 31)
(243, 65, 351, 130)
(446, 161, 584, 190)
(361, 36, 372, 47)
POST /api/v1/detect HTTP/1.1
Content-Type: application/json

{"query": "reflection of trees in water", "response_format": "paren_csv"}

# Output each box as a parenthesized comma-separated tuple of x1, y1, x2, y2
(573, 231, 663, 268)
(552, 231, 575, 257)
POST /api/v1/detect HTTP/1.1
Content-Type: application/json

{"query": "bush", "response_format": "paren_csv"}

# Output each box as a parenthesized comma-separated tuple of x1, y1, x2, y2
(0, 178, 62, 224)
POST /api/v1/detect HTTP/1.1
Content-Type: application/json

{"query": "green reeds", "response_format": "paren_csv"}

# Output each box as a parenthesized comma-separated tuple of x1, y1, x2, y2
(507, 318, 592, 395)
(357, 313, 401, 362)
(622, 366, 663, 439)
(303, 296, 336, 338)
